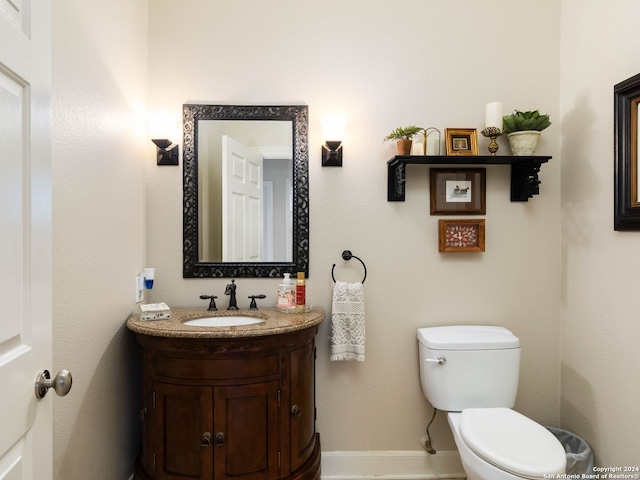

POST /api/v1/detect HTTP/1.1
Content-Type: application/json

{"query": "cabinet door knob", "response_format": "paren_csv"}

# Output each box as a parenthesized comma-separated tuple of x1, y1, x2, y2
(291, 405, 302, 419)
(201, 432, 212, 447)
(215, 432, 226, 447)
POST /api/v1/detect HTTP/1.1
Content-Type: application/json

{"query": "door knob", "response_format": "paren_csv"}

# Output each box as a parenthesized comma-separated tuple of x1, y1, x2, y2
(35, 369, 73, 399)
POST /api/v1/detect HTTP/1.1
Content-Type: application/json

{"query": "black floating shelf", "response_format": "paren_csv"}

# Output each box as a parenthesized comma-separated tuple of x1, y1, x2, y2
(387, 155, 552, 202)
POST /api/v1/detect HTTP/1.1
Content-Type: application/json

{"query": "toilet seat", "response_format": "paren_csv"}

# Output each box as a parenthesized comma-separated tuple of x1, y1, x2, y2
(460, 408, 566, 479)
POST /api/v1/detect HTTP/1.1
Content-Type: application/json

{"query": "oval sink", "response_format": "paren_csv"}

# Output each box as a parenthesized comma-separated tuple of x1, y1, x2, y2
(183, 316, 265, 327)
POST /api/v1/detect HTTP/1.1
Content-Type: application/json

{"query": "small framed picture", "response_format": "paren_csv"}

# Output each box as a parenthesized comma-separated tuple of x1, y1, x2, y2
(430, 168, 486, 215)
(444, 128, 478, 156)
(438, 219, 485, 253)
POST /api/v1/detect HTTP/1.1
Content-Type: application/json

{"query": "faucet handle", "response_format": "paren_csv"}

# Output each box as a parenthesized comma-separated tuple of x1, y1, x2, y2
(199, 295, 218, 311)
(248, 294, 267, 311)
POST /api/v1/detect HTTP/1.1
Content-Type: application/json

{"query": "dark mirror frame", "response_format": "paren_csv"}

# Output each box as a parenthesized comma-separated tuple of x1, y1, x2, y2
(614, 73, 640, 230)
(183, 104, 309, 277)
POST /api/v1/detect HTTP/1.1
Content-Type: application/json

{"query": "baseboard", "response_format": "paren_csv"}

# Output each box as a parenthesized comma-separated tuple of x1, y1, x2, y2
(321, 450, 465, 480)
(128, 451, 465, 480)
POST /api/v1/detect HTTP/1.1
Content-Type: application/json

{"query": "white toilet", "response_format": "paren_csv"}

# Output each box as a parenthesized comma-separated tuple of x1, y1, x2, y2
(417, 325, 566, 480)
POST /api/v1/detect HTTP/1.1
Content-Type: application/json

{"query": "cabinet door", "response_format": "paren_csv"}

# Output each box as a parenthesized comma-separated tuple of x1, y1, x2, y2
(214, 381, 280, 480)
(153, 383, 213, 479)
(290, 341, 316, 472)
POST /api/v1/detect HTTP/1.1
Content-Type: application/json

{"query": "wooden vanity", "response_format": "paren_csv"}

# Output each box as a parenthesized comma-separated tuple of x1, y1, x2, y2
(127, 308, 324, 480)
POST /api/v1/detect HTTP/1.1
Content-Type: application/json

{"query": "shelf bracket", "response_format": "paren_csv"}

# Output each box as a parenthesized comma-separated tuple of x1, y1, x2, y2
(510, 161, 543, 201)
(387, 160, 407, 201)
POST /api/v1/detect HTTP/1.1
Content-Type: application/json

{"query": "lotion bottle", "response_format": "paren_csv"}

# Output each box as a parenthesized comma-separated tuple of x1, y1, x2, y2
(295, 272, 306, 311)
(277, 273, 296, 311)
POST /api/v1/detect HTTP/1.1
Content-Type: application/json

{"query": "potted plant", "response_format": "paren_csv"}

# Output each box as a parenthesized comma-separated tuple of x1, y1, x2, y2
(502, 110, 551, 156)
(384, 125, 424, 155)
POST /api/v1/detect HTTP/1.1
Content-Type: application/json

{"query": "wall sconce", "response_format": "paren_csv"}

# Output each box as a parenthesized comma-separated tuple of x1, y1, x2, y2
(321, 116, 345, 167)
(148, 110, 180, 166)
(151, 139, 179, 166)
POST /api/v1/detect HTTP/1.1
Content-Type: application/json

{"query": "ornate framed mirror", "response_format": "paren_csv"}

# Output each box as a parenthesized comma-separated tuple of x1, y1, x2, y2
(183, 104, 309, 277)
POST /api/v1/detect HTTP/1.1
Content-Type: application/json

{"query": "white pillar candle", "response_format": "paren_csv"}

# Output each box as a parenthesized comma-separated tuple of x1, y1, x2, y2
(485, 102, 503, 129)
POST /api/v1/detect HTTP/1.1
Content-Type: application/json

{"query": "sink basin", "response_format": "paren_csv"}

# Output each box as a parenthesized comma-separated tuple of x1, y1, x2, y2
(183, 316, 265, 327)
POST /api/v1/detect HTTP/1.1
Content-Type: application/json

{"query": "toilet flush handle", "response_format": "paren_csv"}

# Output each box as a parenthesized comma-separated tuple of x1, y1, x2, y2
(425, 356, 446, 365)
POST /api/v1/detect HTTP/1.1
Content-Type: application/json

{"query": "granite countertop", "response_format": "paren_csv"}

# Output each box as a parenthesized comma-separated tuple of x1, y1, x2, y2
(126, 306, 325, 339)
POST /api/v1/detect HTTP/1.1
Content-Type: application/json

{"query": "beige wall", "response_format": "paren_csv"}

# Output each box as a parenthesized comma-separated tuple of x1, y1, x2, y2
(51, 1, 148, 478)
(559, 0, 640, 465)
(146, 0, 562, 457)
(48, 1, 640, 478)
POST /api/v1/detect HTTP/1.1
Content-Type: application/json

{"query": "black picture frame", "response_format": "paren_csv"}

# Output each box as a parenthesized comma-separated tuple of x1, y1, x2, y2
(614, 73, 640, 230)
(430, 168, 486, 215)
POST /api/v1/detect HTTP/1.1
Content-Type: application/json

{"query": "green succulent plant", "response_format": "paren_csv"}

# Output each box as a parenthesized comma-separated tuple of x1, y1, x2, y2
(384, 125, 424, 141)
(502, 110, 551, 134)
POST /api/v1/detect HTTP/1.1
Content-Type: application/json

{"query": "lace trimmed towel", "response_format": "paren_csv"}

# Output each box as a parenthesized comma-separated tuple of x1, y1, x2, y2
(330, 281, 365, 361)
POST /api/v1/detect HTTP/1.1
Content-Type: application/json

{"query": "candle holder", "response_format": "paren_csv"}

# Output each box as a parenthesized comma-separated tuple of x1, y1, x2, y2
(481, 127, 502, 156)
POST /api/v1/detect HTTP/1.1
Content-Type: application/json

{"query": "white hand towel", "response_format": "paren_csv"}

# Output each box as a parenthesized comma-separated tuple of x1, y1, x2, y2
(330, 281, 365, 361)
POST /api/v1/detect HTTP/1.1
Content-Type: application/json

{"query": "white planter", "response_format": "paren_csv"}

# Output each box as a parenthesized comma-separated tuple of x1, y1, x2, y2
(507, 130, 541, 156)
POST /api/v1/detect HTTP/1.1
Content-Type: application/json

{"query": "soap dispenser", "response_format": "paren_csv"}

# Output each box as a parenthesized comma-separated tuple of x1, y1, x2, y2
(277, 273, 296, 312)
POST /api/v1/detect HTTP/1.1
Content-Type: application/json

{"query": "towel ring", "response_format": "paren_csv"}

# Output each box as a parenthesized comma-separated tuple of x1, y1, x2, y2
(331, 250, 367, 284)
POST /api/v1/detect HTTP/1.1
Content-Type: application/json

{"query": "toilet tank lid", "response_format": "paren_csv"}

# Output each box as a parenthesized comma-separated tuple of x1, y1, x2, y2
(417, 326, 520, 350)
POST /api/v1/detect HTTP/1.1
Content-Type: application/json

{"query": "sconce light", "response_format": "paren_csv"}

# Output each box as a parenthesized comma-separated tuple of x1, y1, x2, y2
(321, 116, 345, 167)
(151, 139, 179, 166)
(148, 110, 180, 166)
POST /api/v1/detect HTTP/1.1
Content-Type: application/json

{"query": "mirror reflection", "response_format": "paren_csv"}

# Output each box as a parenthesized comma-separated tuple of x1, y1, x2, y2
(183, 104, 309, 278)
(198, 120, 293, 262)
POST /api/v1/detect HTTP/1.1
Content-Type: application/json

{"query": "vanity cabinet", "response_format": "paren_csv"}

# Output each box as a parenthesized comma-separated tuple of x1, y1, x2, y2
(132, 326, 320, 480)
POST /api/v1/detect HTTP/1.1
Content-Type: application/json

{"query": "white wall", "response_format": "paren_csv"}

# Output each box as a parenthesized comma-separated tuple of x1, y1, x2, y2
(559, 0, 640, 465)
(146, 0, 562, 465)
(51, 1, 148, 478)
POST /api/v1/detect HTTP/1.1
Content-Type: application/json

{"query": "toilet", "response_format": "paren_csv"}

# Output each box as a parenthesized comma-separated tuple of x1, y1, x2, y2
(417, 326, 566, 480)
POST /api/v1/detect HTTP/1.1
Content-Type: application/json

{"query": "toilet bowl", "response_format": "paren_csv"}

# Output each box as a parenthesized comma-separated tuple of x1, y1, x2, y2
(448, 409, 566, 480)
(417, 326, 566, 480)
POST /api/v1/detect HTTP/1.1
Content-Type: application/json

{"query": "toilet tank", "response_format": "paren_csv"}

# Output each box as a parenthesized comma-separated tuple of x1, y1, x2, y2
(417, 326, 521, 412)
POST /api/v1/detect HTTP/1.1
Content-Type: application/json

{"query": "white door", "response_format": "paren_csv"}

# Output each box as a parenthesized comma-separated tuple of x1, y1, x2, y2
(222, 135, 263, 262)
(0, 2, 55, 479)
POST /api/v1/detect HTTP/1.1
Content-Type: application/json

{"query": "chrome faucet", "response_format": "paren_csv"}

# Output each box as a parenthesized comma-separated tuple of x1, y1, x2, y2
(225, 279, 238, 310)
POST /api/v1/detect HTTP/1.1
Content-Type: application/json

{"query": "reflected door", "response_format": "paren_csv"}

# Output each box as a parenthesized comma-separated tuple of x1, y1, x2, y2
(222, 136, 264, 262)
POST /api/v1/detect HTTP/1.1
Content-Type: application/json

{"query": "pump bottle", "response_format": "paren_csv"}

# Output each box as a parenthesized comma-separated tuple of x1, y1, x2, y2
(277, 273, 296, 311)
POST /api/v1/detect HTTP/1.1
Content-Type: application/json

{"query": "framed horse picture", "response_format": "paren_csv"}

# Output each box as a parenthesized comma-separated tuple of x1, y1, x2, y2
(430, 168, 486, 215)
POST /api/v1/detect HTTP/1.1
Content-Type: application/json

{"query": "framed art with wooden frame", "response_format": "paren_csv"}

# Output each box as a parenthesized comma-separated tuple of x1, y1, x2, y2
(430, 168, 486, 215)
(438, 219, 485, 253)
(444, 128, 478, 156)
(614, 72, 640, 230)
